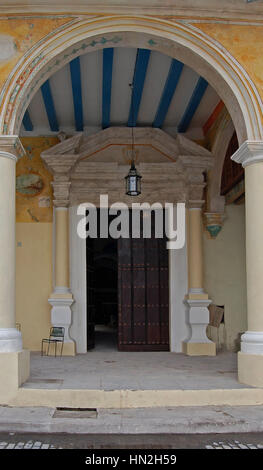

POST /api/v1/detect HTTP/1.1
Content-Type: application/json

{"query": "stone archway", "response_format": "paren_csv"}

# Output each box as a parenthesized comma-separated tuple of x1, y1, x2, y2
(0, 15, 262, 143)
(1, 14, 263, 393)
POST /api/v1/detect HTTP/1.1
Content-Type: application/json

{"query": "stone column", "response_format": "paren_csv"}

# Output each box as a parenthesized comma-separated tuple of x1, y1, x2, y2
(232, 141, 263, 387)
(0, 136, 30, 402)
(182, 202, 216, 356)
(54, 207, 70, 294)
(48, 178, 75, 355)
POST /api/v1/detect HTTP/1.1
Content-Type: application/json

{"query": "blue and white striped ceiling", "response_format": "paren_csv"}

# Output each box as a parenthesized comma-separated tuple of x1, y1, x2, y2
(21, 47, 220, 140)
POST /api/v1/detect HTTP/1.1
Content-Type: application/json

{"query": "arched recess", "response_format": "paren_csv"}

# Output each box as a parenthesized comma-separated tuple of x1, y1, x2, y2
(208, 116, 235, 213)
(0, 16, 263, 143)
(220, 132, 243, 202)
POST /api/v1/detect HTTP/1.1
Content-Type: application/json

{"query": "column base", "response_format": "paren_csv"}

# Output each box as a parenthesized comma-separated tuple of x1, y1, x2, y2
(0, 328, 22, 352)
(182, 341, 216, 356)
(48, 296, 76, 356)
(183, 298, 216, 356)
(238, 351, 263, 388)
(0, 349, 30, 403)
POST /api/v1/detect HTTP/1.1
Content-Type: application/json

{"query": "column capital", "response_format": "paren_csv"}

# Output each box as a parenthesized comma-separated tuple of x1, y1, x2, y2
(231, 140, 263, 167)
(51, 177, 71, 207)
(0, 135, 25, 161)
(203, 212, 225, 239)
(187, 200, 205, 210)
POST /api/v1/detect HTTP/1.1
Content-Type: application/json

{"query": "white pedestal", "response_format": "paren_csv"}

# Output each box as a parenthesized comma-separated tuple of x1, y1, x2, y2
(183, 299, 216, 356)
(48, 297, 76, 355)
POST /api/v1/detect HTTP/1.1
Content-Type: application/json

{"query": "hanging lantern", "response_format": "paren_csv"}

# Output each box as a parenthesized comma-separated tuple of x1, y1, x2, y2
(125, 82, 142, 196)
(125, 160, 142, 196)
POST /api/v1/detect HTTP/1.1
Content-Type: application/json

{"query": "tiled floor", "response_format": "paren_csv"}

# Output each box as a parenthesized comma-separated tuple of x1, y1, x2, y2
(23, 331, 250, 391)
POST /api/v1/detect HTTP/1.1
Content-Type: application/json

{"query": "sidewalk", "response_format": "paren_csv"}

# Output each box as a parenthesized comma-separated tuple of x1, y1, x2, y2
(0, 405, 263, 435)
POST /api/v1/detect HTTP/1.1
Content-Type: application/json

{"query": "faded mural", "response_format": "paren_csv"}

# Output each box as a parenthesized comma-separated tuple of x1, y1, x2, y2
(16, 137, 58, 223)
(0, 17, 72, 96)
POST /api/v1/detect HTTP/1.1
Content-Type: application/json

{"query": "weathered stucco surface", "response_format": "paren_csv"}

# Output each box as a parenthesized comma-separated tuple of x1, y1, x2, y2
(17, 137, 57, 223)
(0, 16, 262, 128)
(0, 17, 72, 98)
(196, 23, 263, 104)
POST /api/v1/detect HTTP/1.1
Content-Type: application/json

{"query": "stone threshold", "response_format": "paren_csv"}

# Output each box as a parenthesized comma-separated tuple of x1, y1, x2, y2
(9, 387, 263, 409)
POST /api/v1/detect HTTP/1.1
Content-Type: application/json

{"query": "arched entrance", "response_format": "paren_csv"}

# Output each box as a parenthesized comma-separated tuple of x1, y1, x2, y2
(1, 16, 262, 142)
(1, 15, 263, 393)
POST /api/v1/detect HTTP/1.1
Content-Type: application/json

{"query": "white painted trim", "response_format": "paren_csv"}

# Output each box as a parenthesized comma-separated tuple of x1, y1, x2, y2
(69, 205, 87, 353)
(53, 286, 71, 294)
(0, 328, 22, 353)
(169, 241, 189, 352)
(189, 288, 204, 294)
(55, 207, 68, 212)
(231, 140, 263, 167)
(70, 204, 188, 353)
(0, 151, 17, 162)
(241, 331, 263, 355)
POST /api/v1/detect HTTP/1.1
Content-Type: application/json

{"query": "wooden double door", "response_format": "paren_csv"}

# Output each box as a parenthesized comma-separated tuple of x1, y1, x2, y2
(86, 211, 169, 351)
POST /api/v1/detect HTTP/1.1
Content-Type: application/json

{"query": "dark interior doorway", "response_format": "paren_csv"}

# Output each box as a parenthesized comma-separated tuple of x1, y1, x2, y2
(86, 210, 118, 351)
(86, 209, 169, 352)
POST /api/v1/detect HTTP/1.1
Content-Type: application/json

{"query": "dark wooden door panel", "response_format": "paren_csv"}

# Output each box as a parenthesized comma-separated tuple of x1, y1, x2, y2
(146, 236, 161, 346)
(132, 237, 147, 346)
(118, 212, 169, 351)
(118, 237, 133, 347)
(159, 238, 169, 345)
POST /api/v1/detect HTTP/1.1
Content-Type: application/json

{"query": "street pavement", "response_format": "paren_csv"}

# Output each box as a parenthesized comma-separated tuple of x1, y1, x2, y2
(0, 405, 263, 449)
(0, 432, 263, 449)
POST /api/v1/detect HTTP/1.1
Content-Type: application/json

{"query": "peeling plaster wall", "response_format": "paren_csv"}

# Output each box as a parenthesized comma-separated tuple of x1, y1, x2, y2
(204, 204, 247, 351)
(17, 137, 56, 223)
(15, 137, 55, 350)
(0, 17, 73, 103)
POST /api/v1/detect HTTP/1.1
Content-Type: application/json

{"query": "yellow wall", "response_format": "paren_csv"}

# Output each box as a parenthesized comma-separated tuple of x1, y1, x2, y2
(15, 137, 55, 350)
(16, 223, 53, 351)
(196, 23, 263, 105)
(204, 204, 247, 351)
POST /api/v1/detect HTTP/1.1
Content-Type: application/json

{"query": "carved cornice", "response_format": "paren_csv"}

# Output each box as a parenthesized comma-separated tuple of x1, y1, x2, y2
(41, 128, 213, 207)
(0, 135, 25, 160)
(231, 140, 263, 167)
(1, 2, 263, 21)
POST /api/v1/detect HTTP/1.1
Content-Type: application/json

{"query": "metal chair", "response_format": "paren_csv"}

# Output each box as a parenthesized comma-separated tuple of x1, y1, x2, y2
(41, 327, 65, 357)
